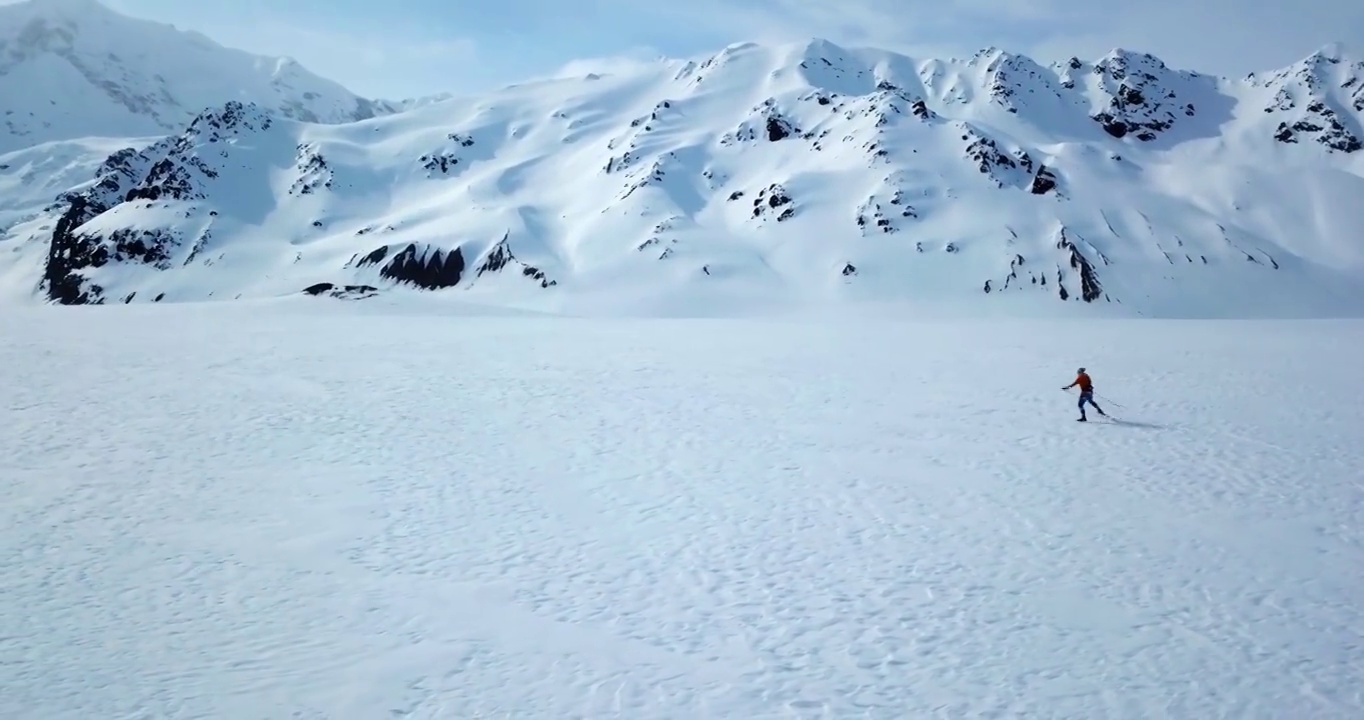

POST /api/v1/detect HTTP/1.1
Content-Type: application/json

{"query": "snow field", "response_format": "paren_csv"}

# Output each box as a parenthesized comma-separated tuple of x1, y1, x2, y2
(1, 304, 1362, 718)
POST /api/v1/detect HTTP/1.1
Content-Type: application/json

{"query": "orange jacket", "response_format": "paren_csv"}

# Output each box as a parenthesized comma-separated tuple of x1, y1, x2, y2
(1066, 372, 1093, 392)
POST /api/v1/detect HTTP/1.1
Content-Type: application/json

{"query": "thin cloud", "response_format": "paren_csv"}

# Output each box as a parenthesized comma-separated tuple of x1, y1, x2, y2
(552, 48, 669, 80)
(7, 0, 1358, 97)
(612, 0, 1360, 75)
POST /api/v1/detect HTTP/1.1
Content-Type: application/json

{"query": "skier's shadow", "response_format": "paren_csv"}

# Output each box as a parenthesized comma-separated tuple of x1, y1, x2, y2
(1105, 418, 1166, 430)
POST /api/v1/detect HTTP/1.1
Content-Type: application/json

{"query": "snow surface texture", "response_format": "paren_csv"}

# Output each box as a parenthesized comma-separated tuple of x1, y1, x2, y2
(2, 302, 1363, 719)
(1, 2, 1364, 316)
(0, 0, 405, 153)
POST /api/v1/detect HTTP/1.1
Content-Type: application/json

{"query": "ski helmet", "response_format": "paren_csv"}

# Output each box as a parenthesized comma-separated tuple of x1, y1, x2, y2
(1077, 367, 1086, 373)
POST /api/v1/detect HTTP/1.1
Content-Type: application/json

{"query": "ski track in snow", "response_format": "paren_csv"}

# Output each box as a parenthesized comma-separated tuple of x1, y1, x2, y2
(1, 306, 1362, 719)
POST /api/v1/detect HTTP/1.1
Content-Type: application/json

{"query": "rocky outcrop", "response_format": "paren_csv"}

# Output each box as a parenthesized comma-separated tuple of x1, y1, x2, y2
(627, 100, 676, 132)
(35, 103, 274, 304)
(750, 183, 795, 221)
(357, 243, 466, 290)
(420, 133, 477, 176)
(721, 99, 803, 145)
(302, 282, 379, 299)
(125, 102, 272, 203)
(636, 217, 684, 259)
(987, 250, 1051, 294)
(182, 101, 274, 141)
(475, 234, 556, 288)
(1056, 229, 1105, 302)
(604, 100, 679, 160)
(1029, 165, 1058, 195)
(617, 152, 677, 201)
(43, 195, 107, 304)
(351, 235, 556, 291)
(1270, 101, 1361, 152)
(39, 140, 174, 303)
(961, 125, 1036, 189)
(976, 49, 1070, 116)
(766, 116, 795, 141)
(1257, 50, 1363, 153)
(289, 143, 333, 195)
(1084, 51, 1200, 141)
(43, 201, 181, 304)
(124, 157, 205, 202)
(855, 187, 916, 235)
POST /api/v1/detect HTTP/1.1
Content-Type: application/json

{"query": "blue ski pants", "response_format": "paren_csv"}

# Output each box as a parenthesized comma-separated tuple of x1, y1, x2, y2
(1078, 390, 1103, 415)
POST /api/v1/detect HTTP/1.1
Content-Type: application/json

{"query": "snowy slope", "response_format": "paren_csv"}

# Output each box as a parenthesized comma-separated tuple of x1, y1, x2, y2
(0, 0, 400, 153)
(2, 304, 1362, 718)
(3, 36, 1364, 316)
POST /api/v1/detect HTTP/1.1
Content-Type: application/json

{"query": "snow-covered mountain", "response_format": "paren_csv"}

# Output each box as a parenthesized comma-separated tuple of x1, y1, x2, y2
(2, 25, 1364, 316)
(0, 0, 400, 153)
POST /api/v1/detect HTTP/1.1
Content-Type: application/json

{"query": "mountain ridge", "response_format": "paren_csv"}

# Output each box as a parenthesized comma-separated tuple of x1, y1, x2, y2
(0, 0, 412, 153)
(2, 4, 1362, 317)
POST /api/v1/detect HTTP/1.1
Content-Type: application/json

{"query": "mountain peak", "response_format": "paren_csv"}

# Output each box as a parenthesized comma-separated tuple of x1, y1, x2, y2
(800, 37, 852, 56)
(1306, 41, 1352, 63)
(789, 37, 859, 69)
(0, 0, 399, 153)
(1, 0, 115, 27)
(1096, 47, 1172, 70)
(1263, 41, 1364, 87)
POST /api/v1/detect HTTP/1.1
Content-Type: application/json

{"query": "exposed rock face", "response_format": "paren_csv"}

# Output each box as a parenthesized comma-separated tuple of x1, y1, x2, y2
(357, 243, 466, 290)
(960, 124, 1039, 189)
(350, 235, 557, 291)
(124, 101, 272, 203)
(420, 133, 477, 176)
(44, 206, 182, 304)
(475, 235, 557, 288)
(751, 183, 795, 221)
(302, 282, 378, 299)
(1255, 49, 1363, 153)
(766, 116, 795, 141)
(1029, 165, 1058, 195)
(36, 103, 276, 303)
(43, 195, 107, 304)
(289, 143, 333, 195)
(1270, 102, 1361, 153)
(40, 140, 174, 303)
(978, 50, 1070, 116)
(1056, 230, 1105, 302)
(855, 185, 917, 235)
(722, 99, 803, 145)
(1085, 51, 1200, 141)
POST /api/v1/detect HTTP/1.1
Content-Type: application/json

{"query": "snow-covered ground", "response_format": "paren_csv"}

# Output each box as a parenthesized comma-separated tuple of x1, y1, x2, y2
(2, 301, 1362, 719)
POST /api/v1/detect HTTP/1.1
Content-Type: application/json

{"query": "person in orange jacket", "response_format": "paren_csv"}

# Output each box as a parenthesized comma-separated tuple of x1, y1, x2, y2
(1063, 367, 1106, 421)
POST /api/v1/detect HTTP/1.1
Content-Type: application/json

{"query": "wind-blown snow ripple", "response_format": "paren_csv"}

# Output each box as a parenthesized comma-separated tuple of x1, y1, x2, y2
(1, 304, 1361, 718)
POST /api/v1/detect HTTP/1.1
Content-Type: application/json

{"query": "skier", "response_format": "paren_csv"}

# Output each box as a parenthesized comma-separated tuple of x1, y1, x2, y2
(1063, 367, 1106, 421)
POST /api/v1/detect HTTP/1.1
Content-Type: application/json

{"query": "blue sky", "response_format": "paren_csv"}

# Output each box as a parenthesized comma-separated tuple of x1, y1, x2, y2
(17, 0, 1364, 99)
